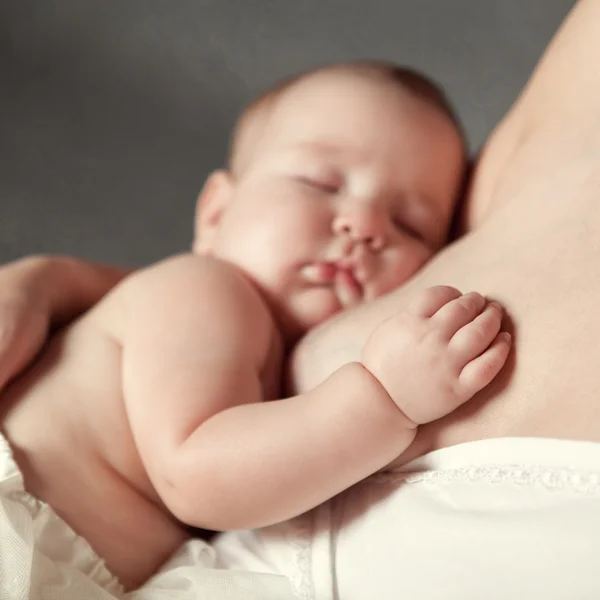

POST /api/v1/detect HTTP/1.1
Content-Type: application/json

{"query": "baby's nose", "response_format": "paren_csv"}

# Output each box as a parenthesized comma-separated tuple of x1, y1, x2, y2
(333, 207, 386, 251)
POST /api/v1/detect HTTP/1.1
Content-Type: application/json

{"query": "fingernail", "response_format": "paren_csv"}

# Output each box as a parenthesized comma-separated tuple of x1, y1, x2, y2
(500, 332, 512, 343)
(467, 291, 486, 303)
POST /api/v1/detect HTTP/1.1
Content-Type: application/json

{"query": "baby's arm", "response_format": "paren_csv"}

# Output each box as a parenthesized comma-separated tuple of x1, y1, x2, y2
(0, 255, 128, 388)
(122, 257, 509, 532)
(122, 255, 415, 531)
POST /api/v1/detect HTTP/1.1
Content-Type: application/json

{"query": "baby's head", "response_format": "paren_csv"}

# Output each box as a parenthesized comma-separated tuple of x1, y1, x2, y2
(194, 62, 466, 341)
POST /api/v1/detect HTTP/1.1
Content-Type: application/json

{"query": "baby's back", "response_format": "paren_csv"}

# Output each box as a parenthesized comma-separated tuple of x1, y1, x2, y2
(0, 285, 188, 589)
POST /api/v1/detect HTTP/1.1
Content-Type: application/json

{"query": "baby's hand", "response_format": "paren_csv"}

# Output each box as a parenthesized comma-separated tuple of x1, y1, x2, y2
(361, 286, 511, 425)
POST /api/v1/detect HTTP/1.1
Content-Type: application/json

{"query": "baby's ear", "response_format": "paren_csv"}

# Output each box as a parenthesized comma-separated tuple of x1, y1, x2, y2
(193, 170, 234, 253)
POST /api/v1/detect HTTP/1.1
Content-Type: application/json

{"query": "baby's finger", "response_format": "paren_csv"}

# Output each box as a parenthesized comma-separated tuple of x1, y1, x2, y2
(457, 332, 512, 399)
(448, 301, 504, 369)
(405, 285, 462, 318)
(429, 292, 487, 340)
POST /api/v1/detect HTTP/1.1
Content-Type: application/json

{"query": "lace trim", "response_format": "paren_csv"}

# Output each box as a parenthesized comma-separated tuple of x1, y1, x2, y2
(278, 463, 600, 599)
(284, 512, 315, 600)
(374, 464, 600, 494)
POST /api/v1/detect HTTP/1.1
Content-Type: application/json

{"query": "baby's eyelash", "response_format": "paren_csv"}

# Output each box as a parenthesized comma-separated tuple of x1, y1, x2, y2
(295, 176, 340, 194)
(392, 217, 425, 242)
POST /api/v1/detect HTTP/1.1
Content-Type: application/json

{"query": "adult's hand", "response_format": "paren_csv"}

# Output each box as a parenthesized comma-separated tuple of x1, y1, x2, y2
(0, 255, 130, 389)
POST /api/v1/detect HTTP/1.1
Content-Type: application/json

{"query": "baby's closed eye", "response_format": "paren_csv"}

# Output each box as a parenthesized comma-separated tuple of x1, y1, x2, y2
(391, 214, 427, 242)
(294, 174, 341, 194)
(291, 163, 344, 195)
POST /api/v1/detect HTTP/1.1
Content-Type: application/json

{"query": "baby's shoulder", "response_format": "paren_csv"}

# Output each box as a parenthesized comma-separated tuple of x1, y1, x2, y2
(118, 253, 275, 346)
(123, 253, 259, 305)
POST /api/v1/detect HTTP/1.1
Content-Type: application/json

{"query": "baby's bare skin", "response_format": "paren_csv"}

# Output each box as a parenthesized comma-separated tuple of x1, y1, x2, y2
(0, 66, 486, 590)
(1, 270, 505, 589)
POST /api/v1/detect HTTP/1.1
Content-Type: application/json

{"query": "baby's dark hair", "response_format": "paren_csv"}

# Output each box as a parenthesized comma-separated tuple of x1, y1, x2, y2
(227, 60, 465, 174)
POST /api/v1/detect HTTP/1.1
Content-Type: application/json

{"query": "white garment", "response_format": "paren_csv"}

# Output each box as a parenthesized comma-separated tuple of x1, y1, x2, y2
(0, 434, 294, 600)
(214, 437, 600, 600)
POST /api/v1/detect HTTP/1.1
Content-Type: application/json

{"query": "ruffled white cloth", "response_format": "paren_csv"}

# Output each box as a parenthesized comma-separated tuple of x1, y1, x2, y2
(0, 434, 293, 600)
(5, 431, 600, 599)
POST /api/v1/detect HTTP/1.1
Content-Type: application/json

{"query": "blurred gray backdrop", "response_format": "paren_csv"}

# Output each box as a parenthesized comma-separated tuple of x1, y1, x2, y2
(0, 1, 574, 265)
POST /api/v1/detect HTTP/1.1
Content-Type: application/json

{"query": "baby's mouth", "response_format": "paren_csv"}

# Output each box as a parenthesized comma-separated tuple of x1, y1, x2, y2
(301, 262, 363, 306)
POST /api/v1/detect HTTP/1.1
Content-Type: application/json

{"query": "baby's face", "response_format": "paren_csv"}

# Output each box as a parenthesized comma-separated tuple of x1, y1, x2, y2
(200, 72, 465, 340)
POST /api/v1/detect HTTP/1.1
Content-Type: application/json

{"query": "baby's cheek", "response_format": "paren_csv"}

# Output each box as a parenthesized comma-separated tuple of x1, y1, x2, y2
(285, 287, 343, 337)
(380, 247, 432, 293)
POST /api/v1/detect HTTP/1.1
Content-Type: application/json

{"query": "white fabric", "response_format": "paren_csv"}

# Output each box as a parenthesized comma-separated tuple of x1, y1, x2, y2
(215, 437, 600, 600)
(0, 435, 294, 600)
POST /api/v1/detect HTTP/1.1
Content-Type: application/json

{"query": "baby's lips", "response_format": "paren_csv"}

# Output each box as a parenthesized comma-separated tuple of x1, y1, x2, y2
(300, 261, 363, 306)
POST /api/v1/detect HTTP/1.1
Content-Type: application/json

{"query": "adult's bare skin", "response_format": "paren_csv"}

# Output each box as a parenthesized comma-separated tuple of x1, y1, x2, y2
(293, 0, 600, 463)
(0, 256, 130, 389)
(0, 0, 598, 588)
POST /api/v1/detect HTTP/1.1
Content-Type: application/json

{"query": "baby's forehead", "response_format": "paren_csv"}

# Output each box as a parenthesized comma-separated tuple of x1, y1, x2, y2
(231, 67, 462, 172)
(272, 70, 411, 116)
(260, 78, 410, 148)
(274, 72, 461, 150)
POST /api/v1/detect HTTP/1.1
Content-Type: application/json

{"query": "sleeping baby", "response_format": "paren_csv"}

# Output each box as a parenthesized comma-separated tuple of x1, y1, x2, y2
(0, 61, 511, 595)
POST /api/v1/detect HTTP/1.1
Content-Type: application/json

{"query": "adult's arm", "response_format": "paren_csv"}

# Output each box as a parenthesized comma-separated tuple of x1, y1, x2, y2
(0, 255, 129, 388)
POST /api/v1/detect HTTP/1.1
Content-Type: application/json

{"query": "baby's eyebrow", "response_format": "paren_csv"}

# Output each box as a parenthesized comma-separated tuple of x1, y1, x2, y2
(292, 141, 355, 160)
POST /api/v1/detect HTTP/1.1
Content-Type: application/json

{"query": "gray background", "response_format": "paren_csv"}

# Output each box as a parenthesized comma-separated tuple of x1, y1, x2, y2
(0, 1, 574, 266)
